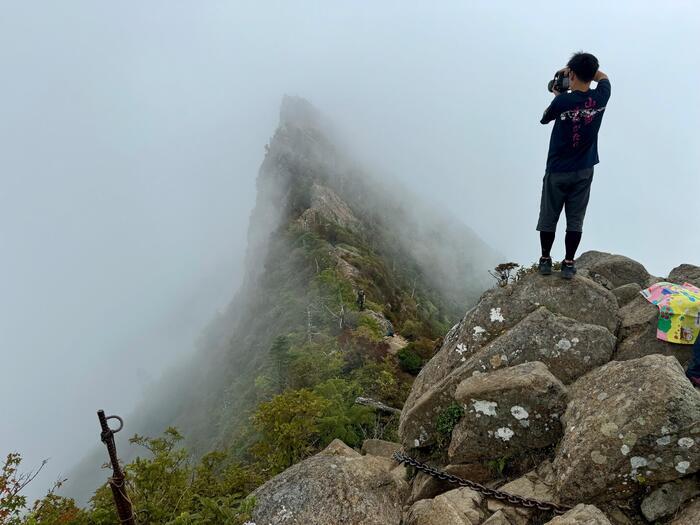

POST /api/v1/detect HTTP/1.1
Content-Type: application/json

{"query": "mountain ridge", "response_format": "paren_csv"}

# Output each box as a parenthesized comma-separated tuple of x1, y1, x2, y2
(63, 96, 501, 503)
(161, 94, 503, 452)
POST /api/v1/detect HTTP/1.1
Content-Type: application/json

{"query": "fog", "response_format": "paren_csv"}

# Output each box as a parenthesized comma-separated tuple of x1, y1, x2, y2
(1, 1, 698, 502)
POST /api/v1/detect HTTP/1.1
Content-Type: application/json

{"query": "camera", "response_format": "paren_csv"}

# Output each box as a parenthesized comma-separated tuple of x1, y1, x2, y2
(547, 70, 570, 94)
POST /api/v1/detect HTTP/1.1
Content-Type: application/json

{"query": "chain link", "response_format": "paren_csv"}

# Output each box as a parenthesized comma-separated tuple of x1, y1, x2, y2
(393, 451, 572, 516)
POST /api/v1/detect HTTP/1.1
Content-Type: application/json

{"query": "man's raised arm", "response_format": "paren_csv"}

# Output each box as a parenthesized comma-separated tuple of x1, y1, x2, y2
(593, 70, 611, 103)
(540, 96, 561, 125)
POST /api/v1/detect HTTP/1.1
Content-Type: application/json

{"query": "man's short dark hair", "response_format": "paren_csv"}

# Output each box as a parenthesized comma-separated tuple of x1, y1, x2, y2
(567, 52, 599, 82)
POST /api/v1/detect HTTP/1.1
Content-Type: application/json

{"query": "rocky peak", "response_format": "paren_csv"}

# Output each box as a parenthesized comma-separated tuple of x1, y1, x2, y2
(280, 94, 325, 131)
(250, 253, 700, 525)
(119, 95, 500, 480)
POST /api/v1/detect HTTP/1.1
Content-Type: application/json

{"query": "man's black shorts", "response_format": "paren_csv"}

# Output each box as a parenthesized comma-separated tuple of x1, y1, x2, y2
(536, 167, 594, 233)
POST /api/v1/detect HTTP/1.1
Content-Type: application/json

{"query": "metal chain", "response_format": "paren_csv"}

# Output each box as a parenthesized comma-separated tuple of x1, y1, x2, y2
(393, 451, 572, 516)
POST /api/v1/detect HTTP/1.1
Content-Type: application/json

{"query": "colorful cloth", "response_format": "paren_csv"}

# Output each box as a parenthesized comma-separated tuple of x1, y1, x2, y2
(641, 282, 700, 344)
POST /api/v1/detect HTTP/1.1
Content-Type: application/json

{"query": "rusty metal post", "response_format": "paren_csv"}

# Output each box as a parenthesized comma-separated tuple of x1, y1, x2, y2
(97, 410, 136, 525)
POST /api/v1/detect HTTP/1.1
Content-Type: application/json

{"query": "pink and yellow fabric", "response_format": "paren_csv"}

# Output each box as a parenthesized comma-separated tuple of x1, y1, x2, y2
(641, 282, 700, 344)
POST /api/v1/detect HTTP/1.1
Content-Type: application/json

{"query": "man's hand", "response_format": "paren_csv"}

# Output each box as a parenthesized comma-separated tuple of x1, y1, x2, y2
(552, 66, 569, 95)
(593, 70, 608, 82)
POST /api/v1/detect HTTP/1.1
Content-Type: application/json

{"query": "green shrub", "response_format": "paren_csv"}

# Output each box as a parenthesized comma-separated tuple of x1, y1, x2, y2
(400, 320, 422, 340)
(313, 378, 374, 447)
(402, 338, 436, 360)
(22, 492, 89, 525)
(397, 347, 422, 375)
(356, 314, 384, 341)
(487, 457, 509, 476)
(251, 389, 330, 472)
(251, 378, 374, 473)
(316, 268, 355, 308)
(11, 429, 263, 525)
(436, 403, 465, 447)
(350, 357, 409, 409)
(286, 338, 344, 389)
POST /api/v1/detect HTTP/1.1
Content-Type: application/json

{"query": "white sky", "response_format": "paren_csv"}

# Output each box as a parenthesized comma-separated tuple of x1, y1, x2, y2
(1, 1, 699, 501)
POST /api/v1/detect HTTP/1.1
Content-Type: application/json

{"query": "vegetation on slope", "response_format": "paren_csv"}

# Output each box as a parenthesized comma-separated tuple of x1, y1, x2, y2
(4, 180, 465, 524)
(6, 98, 498, 523)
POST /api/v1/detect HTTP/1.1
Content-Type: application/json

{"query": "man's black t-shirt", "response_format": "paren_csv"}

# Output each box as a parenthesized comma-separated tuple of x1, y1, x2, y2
(541, 78, 611, 172)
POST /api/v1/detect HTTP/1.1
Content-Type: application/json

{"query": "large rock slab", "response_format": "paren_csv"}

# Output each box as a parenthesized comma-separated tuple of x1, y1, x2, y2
(399, 307, 606, 450)
(449, 362, 567, 463)
(403, 273, 619, 416)
(553, 355, 700, 503)
(576, 251, 650, 289)
(611, 283, 641, 306)
(615, 295, 693, 366)
(576, 250, 614, 270)
(361, 439, 401, 458)
(543, 504, 612, 525)
(344, 309, 394, 336)
(405, 487, 485, 525)
(322, 438, 361, 457)
(640, 478, 700, 521)
(462, 307, 616, 385)
(305, 182, 361, 231)
(487, 461, 558, 525)
(481, 510, 515, 525)
(250, 439, 408, 524)
(409, 463, 494, 504)
(668, 264, 700, 288)
(670, 498, 700, 525)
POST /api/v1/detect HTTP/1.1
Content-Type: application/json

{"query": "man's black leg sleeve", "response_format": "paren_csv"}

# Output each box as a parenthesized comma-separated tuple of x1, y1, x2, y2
(565, 231, 582, 261)
(540, 231, 555, 258)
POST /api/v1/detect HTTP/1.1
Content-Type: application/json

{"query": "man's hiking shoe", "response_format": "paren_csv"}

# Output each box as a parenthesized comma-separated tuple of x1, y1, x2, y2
(538, 257, 552, 276)
(561, 260, 577, 280)
(689, 376, 700, 389)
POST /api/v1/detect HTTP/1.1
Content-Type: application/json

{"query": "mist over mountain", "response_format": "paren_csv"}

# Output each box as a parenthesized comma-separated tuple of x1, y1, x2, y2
(3, 3, 699, 523)
(63, 96, 501, 502)
(4, 4, 700, 507)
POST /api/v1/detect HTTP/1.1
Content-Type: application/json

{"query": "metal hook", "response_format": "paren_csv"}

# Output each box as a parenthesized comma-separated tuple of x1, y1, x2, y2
(105, 415, 124, 433)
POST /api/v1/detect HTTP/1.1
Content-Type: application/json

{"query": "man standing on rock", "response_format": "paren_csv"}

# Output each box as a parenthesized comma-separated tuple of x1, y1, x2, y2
(537, 52, 610, 279)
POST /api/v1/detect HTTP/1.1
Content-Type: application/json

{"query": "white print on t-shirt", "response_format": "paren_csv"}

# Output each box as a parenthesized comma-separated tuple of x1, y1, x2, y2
(559, 106, 606, 122)
(558, 96, 606, 148)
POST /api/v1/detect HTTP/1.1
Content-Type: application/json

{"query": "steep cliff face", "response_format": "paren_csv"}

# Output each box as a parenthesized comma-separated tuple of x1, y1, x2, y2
(128, 96, 501, 456)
